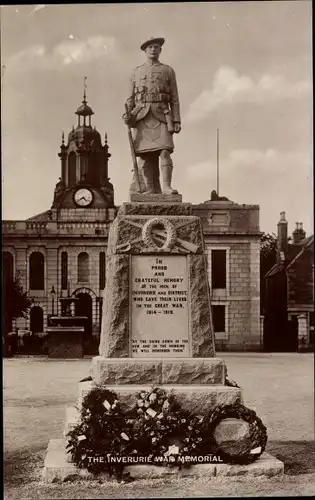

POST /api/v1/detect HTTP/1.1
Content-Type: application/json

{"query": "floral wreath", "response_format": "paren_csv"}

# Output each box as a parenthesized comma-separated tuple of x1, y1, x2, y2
(67, 387, 268, 479)
(201, 402, 268, 464)
(132, 387, 205, 467)
(142, 218, 177, 250)
(66, 387, 134, 479)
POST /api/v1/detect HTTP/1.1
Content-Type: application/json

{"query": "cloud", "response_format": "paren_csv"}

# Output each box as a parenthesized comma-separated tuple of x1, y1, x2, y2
(186, 66, 312, 122)
(4, 35, 117, 73)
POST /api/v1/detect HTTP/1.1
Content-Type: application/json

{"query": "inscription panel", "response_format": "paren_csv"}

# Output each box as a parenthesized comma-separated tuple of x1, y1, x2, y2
(131, 256, 190, 357)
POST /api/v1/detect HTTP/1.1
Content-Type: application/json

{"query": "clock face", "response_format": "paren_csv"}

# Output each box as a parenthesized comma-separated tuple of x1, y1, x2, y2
(74, 188, 93, 207)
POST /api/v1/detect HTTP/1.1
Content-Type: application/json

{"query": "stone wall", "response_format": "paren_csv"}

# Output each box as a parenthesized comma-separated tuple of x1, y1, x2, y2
(204, 239, 261, 351)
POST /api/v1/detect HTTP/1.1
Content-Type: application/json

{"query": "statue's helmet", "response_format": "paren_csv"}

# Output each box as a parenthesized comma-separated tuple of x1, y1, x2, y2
(140, 37, 165, 51)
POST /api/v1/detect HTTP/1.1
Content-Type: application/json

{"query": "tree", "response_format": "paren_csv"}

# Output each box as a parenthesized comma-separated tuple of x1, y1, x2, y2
(3, 271, 33, 336)
(260, 232, 278, 270)
(260, 232, 294, 314)
(260, 233, 278, 314)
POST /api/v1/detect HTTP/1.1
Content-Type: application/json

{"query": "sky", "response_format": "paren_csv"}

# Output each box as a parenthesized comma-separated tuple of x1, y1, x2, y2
(1, 1, 313, 235)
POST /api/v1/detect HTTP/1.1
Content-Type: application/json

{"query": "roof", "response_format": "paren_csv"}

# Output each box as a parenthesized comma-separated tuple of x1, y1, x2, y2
(27, 210, 52, 221)
(265, 261, 286, 278)
(68, 125, 101, 145)
(286, 235, 314, 271)
(75, 103, 94, 116)
(265, 235, 314, 278)
(287, 244, 302, 261)
(297, 235, 314, 247)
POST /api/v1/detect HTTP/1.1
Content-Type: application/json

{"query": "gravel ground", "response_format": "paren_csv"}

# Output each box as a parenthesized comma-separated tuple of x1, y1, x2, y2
(3, 353, 314, 498)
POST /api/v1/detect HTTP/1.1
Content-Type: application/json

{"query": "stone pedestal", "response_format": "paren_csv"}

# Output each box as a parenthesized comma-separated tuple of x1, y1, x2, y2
(43, 438, 284, 481)
(99, 201, 215, 358)
(42, 199, 283, 481)
(46, 326, 84, 358)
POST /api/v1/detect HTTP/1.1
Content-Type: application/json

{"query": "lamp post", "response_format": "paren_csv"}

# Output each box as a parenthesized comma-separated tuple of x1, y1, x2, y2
(50, 286, 56, 316)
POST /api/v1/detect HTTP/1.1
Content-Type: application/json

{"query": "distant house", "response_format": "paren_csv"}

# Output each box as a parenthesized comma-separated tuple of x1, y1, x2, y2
(264, 212, 314, 352)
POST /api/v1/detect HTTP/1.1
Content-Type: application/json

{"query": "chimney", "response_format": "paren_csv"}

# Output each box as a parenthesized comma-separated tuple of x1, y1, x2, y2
(292, 222, 306, 244)
(277, 211, 288, 261)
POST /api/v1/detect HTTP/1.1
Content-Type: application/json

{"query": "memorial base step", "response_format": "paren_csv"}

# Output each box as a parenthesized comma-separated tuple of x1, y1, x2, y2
(63, 406, 80, 437)
(77, 381, 243, 415)
(42, 438, 284, 482)
(129, 193, 183, 203)
(91, 356, 226, 385)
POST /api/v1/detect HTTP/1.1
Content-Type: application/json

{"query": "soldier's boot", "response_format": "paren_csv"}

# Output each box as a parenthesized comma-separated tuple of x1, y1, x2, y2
(161, 165, 178, 194)
(139, 157, 155, 194)
(153, 161, 162, 193)
(160, 150, 178, 194)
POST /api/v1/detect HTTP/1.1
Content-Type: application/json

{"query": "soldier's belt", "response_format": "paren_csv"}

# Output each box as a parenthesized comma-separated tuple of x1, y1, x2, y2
(135, 93, 170, 104)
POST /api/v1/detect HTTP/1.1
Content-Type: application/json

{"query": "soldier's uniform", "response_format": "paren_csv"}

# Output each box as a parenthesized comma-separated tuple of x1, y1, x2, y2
(124, 37, 181, 195)
(126, 61, 181, 154)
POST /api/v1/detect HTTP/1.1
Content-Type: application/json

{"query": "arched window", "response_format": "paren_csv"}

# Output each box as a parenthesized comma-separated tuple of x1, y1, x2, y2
(78, 252, 89, 282)
(61, 251, 68, 290)
(99, 252, 106, 290)
(3, 251, 14, 283)
(29, 252, 45, 290)
(30, 306, 44, 333)
(68, 152, 77, 186)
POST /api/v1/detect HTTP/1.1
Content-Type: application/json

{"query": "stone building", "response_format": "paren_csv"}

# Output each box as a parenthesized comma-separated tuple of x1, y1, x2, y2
(3, 96, 262, 353)
(3, 93, 117, 354)
(193, 195, 261, 351)
(264, 212, 314, 352)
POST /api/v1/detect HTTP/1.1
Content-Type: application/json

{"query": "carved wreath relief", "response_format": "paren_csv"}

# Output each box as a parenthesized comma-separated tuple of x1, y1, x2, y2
(142, 218, 177, 250)
(116, 216, 201, 254)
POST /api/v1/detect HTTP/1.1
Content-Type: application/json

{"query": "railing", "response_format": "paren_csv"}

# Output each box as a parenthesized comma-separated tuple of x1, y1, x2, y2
(57, 222, 109, 235)
(26, 221, 48, 231)
(3, 221, 17, 232)
(3, 220, 109, 236)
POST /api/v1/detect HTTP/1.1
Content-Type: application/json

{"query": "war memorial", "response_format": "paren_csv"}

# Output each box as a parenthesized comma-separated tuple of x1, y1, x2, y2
(42, 37, 284, 482)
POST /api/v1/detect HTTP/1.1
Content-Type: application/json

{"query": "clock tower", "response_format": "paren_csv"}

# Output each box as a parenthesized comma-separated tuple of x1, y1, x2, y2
(52, 87, 114, 210)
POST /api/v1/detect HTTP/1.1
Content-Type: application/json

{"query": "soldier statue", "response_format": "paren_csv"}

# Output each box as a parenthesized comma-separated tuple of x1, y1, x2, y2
(123, 37, 181, 195)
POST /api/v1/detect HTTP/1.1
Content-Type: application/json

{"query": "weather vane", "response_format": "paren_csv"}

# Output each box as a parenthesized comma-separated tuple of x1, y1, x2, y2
(83, 76, 87, 103)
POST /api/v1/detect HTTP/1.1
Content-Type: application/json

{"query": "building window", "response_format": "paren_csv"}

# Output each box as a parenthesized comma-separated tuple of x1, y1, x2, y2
(3, 251, 14, 283)
(211, 249, 226, 289)
(61, 252, 68, 290)
(30, 306, 44, 333)
(68, 152, 77, 186)
(99, 252, 106, 290)
(78, 252, 89, 282)
(29, 252, 45, 290)
(212, 305, 225, 333)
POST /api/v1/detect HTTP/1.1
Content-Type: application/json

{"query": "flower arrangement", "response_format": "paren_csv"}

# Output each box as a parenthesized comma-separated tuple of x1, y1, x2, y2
(66, 386, 268, 479)
(201, 403, 268, 464)
(66, 387, 134, 478)
(132, 387, 204, 466)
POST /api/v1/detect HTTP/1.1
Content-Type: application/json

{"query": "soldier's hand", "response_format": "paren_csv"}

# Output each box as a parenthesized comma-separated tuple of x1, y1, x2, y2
(123, 113, 130, 125)
(174, 123, 181, 134)
(123, 113, 137, 127)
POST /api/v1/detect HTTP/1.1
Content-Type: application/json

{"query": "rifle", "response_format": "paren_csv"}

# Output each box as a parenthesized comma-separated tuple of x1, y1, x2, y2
(124, 103, 141, 193)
